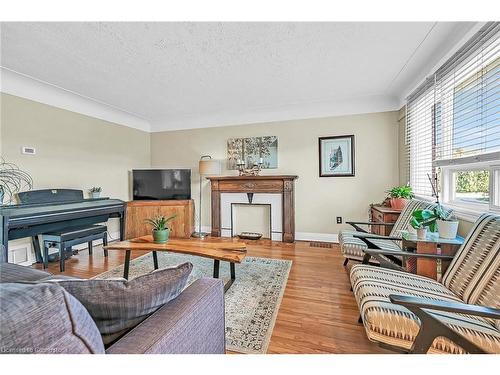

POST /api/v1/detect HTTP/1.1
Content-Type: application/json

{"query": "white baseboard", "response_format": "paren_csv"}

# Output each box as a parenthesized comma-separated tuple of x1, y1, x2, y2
(295, 232, 339, 243)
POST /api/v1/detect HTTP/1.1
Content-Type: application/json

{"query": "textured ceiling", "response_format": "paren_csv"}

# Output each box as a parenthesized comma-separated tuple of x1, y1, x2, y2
(0, 22, 476, 131)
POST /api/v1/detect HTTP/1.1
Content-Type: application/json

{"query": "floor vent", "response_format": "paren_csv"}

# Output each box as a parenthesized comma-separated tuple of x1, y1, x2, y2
(309, 241, 333, 248)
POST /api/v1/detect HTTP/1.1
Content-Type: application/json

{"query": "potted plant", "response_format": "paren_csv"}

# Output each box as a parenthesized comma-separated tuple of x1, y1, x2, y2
(0, 158, 34, 205)
(434, 204, 459, 239)
(89, 187, 102, 199)
(145, 215, 176, 244)
(386, 185, 414, 210)
(410, 209, 435, 239)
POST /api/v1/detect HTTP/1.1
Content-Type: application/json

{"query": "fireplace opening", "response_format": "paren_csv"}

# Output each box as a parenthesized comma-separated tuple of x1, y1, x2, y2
(231, 203, 271, 239)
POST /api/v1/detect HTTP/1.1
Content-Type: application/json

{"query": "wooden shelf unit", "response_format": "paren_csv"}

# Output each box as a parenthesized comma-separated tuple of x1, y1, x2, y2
(125, 200, 195, 239)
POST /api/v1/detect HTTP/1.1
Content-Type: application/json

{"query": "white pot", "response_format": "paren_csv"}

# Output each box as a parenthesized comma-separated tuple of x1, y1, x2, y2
(91, 192, 101, 199)
(407, 225, 417, 234)
(437, 219, 459, 239)
(416, 227, 427, 240)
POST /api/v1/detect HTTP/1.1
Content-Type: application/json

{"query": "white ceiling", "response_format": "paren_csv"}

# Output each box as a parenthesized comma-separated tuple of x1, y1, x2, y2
(0, 22, 477, 132)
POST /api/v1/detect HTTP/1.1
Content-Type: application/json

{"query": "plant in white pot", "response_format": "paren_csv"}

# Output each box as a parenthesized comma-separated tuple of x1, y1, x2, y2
(145, 215, 176, 244)
(410, 209, 436, 239)
(434, 204, 459, 239)
(386, 185, 414, 210)
(89, 186, 102, 199)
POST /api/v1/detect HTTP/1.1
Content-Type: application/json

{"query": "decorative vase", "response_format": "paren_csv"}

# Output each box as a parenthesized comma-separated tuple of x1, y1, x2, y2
(91, 192, 100, 199)
(153, 229, 170, 244)
(390, 198, 407, 210)
(416, 227, 427, 240)
(436, 220, 459, 239)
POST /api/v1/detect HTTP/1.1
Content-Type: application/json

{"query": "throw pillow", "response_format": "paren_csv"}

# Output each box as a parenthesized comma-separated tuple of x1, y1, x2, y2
(0, 282, 105, 353)
(55, 262, 193, 345)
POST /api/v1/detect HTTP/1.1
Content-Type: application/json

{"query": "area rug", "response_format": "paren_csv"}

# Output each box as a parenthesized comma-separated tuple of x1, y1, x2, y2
(95, 252, 292, 354)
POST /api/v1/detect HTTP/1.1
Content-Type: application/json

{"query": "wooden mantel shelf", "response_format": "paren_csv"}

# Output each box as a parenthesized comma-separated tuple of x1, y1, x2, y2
(206, 175, 298, 180)
(207, 175, 298, 243)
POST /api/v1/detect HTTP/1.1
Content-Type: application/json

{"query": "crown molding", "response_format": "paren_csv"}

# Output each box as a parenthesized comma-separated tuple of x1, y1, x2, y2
(0, 68, 151, 132)
(0, 68, 399, 134)
(150, 94, 400, 132)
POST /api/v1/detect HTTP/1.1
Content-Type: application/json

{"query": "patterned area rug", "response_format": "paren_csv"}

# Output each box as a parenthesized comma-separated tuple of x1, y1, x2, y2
(95, 252, 292, 354)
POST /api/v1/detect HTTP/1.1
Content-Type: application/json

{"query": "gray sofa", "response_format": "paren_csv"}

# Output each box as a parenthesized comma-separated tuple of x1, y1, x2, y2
(0, 263, 225, 354)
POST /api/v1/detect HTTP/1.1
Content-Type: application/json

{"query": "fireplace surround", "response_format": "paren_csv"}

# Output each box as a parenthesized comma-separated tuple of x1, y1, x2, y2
(206, 175, 298, 243)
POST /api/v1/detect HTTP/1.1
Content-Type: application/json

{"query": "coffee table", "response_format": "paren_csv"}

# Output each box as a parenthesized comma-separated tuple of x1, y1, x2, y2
(104, 235, 247, 291)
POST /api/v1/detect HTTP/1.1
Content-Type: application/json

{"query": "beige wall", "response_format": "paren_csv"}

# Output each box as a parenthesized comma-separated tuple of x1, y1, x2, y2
(151, 111, 399, 237)
(398, 106, 408, 185)
(1, 93, 151, 237)
(1, 92, 399, 241)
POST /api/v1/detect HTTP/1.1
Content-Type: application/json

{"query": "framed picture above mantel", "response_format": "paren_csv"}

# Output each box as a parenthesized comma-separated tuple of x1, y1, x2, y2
(318, 135, 355, 177)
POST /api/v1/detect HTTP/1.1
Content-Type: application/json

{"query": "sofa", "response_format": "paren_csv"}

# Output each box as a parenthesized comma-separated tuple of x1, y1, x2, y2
(0, 263, 225, 354)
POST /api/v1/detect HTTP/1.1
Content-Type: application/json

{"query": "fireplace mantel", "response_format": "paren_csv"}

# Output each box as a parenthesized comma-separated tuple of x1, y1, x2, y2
(207, 175, 298, 242)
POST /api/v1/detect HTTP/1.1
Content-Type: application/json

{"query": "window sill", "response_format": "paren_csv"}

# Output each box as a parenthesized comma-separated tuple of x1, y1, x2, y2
(413, 195, 498, 223)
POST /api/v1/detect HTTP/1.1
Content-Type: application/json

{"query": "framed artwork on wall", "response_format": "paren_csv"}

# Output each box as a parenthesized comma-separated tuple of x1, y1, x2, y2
(318, 135, 355, 177)
(227, 136, 278, 170)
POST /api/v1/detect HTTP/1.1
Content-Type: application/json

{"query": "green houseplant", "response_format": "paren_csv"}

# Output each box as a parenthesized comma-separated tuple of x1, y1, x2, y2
(386, 185, 414, 210)
(89, 186, 102, 199)
(410, 209, 435, 239)
(145, 215, 176, 243)
(410, 205, 457, 239)
(434, 204, 459, 239)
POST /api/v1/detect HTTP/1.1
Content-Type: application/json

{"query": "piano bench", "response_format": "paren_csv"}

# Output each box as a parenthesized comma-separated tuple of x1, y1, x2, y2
(41, 225, 108, 272)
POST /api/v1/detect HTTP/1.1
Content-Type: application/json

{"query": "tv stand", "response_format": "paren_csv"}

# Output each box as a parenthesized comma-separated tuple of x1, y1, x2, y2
(126, 200, 194, 239)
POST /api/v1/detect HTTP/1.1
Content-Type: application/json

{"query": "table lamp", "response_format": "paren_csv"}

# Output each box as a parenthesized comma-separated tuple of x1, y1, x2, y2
(192, 155, 221, 238)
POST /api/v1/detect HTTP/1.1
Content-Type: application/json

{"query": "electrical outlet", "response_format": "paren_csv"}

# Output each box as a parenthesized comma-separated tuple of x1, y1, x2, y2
(336, 216, 342, 224)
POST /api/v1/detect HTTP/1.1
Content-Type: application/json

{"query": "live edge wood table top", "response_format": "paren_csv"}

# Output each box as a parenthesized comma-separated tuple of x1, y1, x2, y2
(104, 236, 247, 290)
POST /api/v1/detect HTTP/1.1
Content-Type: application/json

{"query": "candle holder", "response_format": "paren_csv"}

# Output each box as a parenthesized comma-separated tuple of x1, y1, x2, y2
(237, 159, 263, 176)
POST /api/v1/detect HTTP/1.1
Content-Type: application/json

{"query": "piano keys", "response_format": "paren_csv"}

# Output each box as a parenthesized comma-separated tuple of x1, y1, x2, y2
(0, 198, 126, 263)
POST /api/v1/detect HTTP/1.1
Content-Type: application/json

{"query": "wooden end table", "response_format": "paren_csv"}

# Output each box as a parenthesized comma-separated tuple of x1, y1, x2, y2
(104, 236, 247, 292)
(401, 231, 464, 281)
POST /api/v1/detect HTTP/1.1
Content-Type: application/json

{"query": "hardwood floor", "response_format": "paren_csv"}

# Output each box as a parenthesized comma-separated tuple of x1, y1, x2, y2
(34, 239, 388, 354)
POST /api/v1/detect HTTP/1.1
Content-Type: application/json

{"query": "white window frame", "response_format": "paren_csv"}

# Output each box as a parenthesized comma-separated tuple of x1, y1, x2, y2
(440, 160, 500, 221)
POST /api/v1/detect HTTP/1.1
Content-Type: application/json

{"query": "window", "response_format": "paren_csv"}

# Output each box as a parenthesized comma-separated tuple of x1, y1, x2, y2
(406, 22, 500, 215)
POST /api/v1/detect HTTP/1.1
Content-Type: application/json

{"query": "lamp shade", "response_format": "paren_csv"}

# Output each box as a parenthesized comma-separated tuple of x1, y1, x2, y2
(199, 159, 221, 175)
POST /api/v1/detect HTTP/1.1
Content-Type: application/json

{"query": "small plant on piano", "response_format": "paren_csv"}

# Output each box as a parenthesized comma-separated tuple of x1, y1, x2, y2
(145, 215, 176, 244)
(89, 187, 102, 199)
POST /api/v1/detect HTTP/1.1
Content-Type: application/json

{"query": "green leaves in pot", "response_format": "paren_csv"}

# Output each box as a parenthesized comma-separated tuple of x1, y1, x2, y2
(386, 185, 414, 199)
(145, 215, 176, 231)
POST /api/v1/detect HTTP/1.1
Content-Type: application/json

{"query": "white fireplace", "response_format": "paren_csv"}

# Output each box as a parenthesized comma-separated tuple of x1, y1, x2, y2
(220, 193, 283, 241)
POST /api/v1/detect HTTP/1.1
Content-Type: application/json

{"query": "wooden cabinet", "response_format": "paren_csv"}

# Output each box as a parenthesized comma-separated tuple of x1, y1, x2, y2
(125, 200, 194, 239)
(370, 205, 401, 236)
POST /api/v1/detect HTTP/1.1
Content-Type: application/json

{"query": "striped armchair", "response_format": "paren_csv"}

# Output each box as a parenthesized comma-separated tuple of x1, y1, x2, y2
(349, 213, 500, 354)
(339, 199, 448, 265)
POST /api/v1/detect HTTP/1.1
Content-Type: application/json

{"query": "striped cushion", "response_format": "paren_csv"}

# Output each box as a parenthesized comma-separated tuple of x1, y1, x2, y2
(350, 264, 500, 354)
(442, 214, 500, 309)
(339, 230, 403, 262)
(339, 230, 377, 262)
(340, 199, 449, 263)
(390, 199, 449, 237)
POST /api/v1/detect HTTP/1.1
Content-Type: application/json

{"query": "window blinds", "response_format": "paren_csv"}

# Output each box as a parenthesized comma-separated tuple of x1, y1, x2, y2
(406, 22, 500, 196)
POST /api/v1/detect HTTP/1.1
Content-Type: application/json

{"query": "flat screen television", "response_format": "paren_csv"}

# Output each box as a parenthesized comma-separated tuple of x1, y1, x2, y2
(132, 169, 191, 200)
